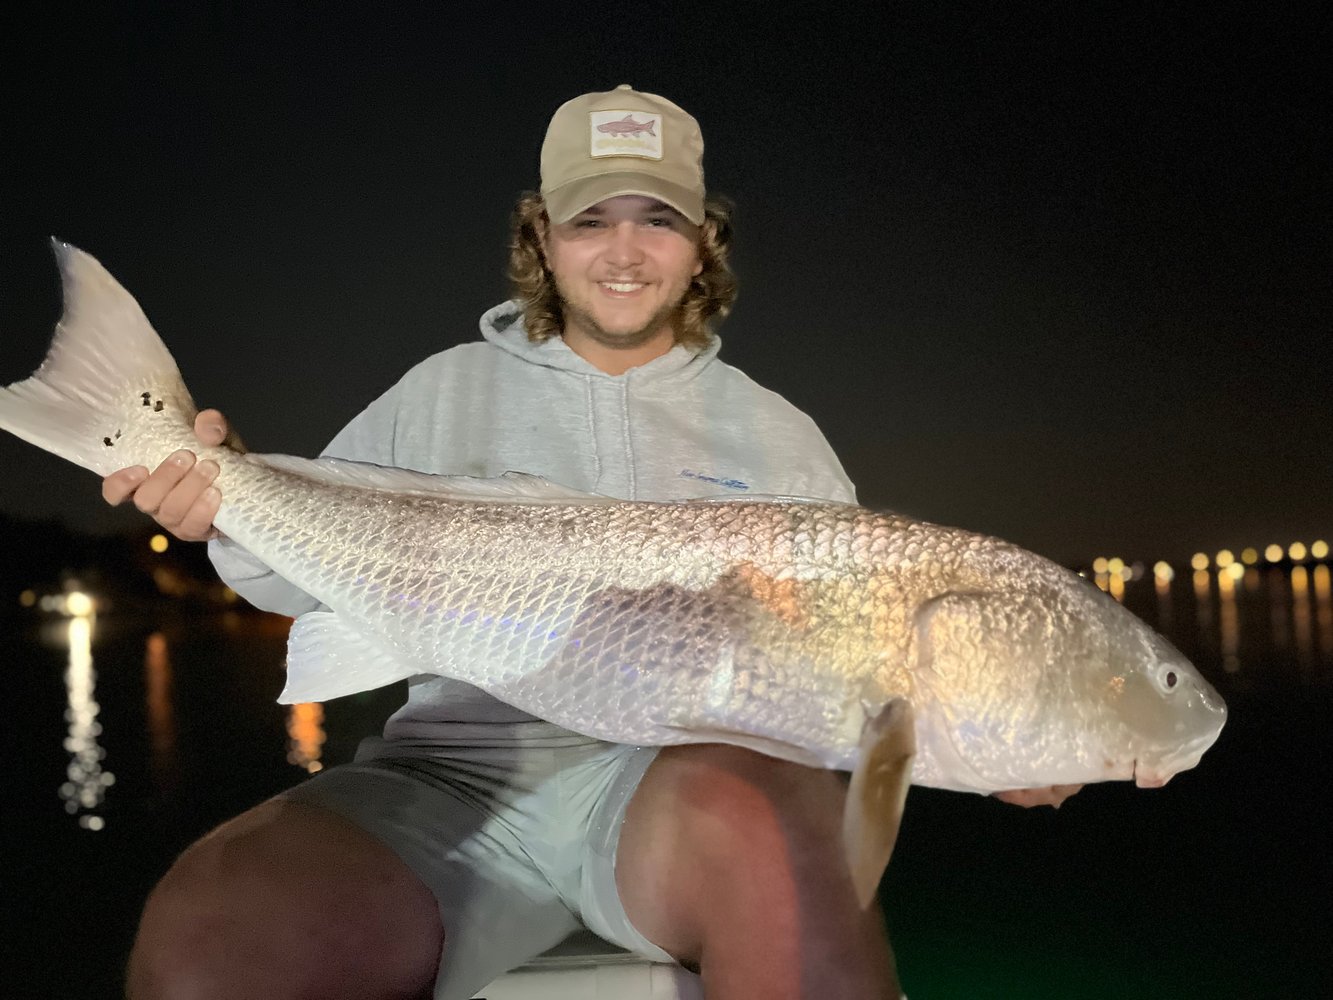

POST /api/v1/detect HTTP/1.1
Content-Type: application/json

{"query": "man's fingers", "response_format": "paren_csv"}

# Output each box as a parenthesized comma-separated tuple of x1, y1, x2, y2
(102, 466, 149, 506)
(99, 450, 223, 542)
(132, 450, 197, 516)
(174, 486, 222, 541)
(156, 459, 221, 527)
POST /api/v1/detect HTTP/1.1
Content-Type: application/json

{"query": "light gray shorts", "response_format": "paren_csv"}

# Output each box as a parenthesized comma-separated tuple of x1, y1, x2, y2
(279, 722, 674, 1000)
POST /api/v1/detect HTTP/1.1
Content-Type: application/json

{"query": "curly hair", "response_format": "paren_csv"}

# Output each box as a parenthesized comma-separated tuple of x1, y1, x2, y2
(506, 192, 738, 350)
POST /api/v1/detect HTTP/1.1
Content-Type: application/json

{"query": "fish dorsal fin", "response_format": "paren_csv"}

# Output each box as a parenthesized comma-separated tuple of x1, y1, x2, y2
(246, 455, 614, 505)
(843, 698, 916, 909)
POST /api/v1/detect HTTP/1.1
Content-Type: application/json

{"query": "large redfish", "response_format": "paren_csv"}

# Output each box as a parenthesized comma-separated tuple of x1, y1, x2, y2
(0, 244, 1226, 904)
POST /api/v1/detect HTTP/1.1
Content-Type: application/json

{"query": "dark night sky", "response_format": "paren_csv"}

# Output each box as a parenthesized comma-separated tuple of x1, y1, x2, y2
(0, 4, 1327, 565)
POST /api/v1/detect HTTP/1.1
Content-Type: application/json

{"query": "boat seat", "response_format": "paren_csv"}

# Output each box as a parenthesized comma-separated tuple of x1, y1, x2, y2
(471, 927, 703, 1000)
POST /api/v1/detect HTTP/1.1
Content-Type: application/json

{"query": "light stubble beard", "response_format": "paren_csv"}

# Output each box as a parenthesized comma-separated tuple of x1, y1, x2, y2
(553, 279, 685, 351)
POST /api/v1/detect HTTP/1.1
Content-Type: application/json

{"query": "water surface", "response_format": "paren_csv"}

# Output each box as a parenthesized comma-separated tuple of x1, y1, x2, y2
(2, 564, 1329, 998)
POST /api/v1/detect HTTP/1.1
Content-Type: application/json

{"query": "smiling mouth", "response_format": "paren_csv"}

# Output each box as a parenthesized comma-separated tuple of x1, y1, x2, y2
(599, 281, 646, 293)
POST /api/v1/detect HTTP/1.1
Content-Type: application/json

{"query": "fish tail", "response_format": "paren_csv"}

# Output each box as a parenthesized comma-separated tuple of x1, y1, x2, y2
(0, 240, 199, 477)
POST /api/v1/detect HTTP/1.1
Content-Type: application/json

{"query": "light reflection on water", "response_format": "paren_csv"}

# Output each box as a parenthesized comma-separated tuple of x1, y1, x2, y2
(1315, 564, 1332, 657)
(1154, 571, 1173, 631)
(1269, 566, 1292, 650)
(48, 613, 328, 828)
(58, 611, 113, 830)
(286, 702, 327, 773)
(1291, 566, 1313, 662)
(1217, 569, 1240, 674)
(144, 631, 177, 789)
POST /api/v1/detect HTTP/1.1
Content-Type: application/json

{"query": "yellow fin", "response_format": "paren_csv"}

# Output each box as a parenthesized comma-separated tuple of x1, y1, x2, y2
(842, 698, 916, 909)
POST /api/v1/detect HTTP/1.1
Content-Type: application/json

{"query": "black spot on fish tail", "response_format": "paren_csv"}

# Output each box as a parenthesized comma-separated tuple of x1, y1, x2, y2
(102, 437, 113, 447)
(141, 392, 152, 406)
(153, 400, 164, 412)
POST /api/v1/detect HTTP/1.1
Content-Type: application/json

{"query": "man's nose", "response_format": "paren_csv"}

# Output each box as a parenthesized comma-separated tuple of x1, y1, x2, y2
(605, 221, 646, 265)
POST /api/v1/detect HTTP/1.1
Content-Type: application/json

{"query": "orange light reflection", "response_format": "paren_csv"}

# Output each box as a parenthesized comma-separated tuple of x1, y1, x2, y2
(1192, 568, 1215, 659)
(1268, 567, 1291, 651)
(1313, 564, 1332, 657)
(1291, 566, 1312, 663)
(1216, 569, 1240, 673)
(286, 703, 327, 774)
(144, 631, 178, 788)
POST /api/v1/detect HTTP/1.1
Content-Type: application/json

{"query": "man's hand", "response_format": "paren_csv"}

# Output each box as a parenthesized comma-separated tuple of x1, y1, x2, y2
(102, 409, 232, 541)
(992, 784, 1085, 809)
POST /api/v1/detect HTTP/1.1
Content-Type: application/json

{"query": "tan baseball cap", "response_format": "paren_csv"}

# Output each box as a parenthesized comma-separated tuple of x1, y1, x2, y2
(540, 84, 706, 225)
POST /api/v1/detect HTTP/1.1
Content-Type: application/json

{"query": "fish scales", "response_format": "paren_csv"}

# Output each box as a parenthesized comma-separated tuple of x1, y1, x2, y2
(1, 245, 1226, 802)
(217, 467, 913, 766)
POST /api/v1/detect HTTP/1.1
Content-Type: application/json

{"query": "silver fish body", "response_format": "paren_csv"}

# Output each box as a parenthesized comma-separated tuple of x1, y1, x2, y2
(1, 245, 1227, 799)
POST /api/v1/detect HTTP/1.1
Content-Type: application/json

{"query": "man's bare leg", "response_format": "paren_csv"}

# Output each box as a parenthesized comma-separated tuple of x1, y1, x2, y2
(126, 799, 443, 1000)
(616, 744, 901, 999)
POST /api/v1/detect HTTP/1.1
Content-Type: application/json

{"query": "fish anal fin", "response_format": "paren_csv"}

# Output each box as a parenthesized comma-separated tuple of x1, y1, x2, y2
(280, 611, 416, 704)
(843, 698, 916, 909)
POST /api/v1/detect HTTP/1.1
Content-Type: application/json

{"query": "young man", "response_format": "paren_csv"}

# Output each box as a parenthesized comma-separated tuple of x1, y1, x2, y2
(110, 86, 903, 999)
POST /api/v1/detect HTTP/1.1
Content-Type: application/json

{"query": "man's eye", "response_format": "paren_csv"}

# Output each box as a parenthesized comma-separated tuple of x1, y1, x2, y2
(644, 217, 671, 227)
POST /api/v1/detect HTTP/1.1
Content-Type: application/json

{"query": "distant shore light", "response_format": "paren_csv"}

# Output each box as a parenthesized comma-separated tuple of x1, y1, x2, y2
(1215, 549, 1235, 568)
(19, 589, 36, 608)
(1108, 572, 1125, 602)
(1153, 561, 1175, 582)
(1289, 542, 1308, 561)
(1311, 540, 1329, 560)
(1190, 552, 1209, 571)
(150, 534, 169, 554)
(1092, 557, 1108, 573)
(65, 591, 94, 618)
(1240, 547, 1258, 565)
(1264, 544, 1284, 563)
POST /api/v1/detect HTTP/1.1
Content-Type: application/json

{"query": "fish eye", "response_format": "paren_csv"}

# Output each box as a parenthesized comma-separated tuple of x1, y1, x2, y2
(1155, 665, 1180, 693)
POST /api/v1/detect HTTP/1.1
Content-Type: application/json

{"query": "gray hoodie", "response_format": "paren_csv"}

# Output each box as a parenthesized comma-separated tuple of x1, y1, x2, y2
(210, 301, 855, 732)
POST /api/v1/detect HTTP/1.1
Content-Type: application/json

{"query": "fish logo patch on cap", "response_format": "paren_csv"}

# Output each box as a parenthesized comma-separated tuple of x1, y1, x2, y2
(589, 110, 664, 159)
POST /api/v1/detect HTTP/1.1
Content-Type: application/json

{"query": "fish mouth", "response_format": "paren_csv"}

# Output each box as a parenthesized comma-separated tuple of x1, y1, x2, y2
(1133, 729, 1219, 788)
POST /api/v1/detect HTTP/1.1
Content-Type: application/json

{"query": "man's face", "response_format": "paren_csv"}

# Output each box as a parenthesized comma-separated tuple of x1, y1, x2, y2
(543, 195, 703, 352)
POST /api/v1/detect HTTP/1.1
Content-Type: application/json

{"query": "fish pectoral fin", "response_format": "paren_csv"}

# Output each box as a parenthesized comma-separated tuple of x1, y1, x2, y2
(843, 698, 917, 909)
(280, 611, 416, 704)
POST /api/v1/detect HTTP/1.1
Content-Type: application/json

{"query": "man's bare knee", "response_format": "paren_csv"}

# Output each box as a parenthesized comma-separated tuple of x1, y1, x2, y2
(127, 799, 442, 1000)
(619, 746, 899, 998)
(618, 746, 849, 954)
